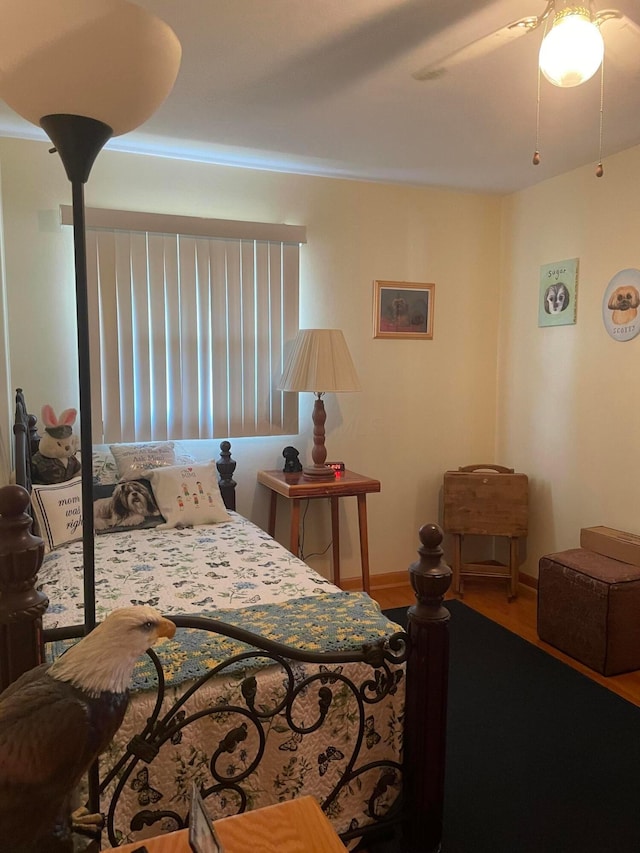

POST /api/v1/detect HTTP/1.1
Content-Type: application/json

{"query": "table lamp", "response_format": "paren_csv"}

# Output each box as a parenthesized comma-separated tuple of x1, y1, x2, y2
(278, 329, 361, 480)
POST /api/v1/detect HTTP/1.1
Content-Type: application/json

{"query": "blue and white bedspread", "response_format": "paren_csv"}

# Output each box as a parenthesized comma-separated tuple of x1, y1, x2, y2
(39, 512, 405, 847)
(39, 513, 339, 627)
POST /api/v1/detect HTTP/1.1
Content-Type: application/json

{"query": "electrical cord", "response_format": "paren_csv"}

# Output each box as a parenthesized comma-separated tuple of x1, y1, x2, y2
(299, 499, 333, 561)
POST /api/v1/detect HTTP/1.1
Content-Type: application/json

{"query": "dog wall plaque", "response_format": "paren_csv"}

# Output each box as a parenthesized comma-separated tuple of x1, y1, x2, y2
(602, 268, 640, 342)
(538, 258, 578, 327)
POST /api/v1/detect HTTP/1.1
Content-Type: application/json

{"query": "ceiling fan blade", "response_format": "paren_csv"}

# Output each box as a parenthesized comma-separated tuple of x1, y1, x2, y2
(412, 18, 537, 81)
(600, 13, 640, 73)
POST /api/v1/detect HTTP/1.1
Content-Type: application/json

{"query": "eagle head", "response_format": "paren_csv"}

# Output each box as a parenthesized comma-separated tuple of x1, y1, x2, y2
(49, 605, 176, 696)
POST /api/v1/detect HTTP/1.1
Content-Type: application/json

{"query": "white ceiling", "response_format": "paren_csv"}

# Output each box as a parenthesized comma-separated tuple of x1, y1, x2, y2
(1, 0, 639, 194)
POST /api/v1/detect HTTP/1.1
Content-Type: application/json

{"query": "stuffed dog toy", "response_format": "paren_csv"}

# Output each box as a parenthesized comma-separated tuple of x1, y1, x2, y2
(282, 446, 303, 473)
(607, 285, 640, 325)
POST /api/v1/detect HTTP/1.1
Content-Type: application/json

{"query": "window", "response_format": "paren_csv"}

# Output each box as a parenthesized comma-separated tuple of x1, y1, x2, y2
(61, 207, 305, 442)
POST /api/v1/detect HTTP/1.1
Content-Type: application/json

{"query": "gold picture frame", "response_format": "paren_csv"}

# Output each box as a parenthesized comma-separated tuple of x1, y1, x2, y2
(373, 280, 434, 339)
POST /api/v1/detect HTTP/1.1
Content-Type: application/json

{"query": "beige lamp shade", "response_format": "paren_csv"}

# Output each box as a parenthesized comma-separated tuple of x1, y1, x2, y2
(278, 329, 361, 393)
(0, 0, 181, 134)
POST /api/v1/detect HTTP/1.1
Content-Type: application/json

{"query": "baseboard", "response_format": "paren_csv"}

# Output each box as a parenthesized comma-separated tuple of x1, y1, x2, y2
(519, 571, 538, 590)
(341, 571, 407, 591)
(342, 569, 539, 592)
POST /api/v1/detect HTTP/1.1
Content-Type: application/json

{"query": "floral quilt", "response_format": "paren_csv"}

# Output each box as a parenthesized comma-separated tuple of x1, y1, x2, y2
(39, 513, 406, 848)
(38, 513, 340, 627)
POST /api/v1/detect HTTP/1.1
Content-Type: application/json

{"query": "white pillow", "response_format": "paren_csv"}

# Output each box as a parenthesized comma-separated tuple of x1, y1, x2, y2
(31, 477, 83, 551)
(110, 442, 177, 481)
(147, 463, 231, 528)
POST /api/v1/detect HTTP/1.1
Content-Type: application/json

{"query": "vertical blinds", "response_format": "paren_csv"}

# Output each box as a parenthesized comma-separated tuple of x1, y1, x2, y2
(62, 206, 304, 442)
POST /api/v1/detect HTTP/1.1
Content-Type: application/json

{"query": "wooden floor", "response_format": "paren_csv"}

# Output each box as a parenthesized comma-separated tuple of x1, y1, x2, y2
(370, 577, 640, 708)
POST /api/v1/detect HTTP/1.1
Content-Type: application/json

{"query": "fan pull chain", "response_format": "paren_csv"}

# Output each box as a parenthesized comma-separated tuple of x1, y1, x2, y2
(596, 55, 605, 177)
(533, 61, 541, 165)
(532, 16, 551, 167)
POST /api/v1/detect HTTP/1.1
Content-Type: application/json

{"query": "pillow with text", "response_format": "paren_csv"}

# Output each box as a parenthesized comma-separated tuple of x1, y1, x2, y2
(110, 441, 177, 481)
(148, 463, 231, 528)
(31, 477, 82, 552)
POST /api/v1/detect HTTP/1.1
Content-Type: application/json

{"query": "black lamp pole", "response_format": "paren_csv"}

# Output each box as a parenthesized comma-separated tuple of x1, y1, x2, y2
(39, 114, 114, 818)
(39, 113, 113, 637)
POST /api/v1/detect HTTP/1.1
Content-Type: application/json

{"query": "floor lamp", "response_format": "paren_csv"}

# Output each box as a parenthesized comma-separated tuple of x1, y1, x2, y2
(278, 329, 361, 480)
(0, 0, 181, 635)
(0, 0, 180, 816)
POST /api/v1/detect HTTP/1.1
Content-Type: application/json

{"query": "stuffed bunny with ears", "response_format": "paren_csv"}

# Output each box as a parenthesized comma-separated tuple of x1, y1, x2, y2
(31, 404, 82, 485)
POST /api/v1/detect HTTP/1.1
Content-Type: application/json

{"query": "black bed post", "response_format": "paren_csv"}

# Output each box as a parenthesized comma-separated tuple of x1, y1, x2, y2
(0, 485, 48, 691)
(403, 522, 452, 853)
(216, 440, 237, 512)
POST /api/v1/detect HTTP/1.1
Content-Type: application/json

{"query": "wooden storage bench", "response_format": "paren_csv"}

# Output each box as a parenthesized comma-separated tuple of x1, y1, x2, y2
(538, 548, 640, 675)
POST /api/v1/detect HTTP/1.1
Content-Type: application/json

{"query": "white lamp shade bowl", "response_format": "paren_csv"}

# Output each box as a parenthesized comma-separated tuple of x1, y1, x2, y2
(0, 0, 181, 134)
(539, 8, 604, 88)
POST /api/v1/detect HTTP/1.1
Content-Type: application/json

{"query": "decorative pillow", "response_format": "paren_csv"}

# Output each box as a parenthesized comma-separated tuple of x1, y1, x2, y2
(93, 479, 165, 534)
(93, 443, 195, 484)
(173, 442, 197, 467)
(92, 448, 119, 485)
(110, 442, 177, 481)
(31, 477, 83, 552)
(147, 463, 231, 529)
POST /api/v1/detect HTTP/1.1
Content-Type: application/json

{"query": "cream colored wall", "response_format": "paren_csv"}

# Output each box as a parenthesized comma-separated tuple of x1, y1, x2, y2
(0, 137, 501, 582)
(0, 160, 12, 484)
(499, 144, 640, 576)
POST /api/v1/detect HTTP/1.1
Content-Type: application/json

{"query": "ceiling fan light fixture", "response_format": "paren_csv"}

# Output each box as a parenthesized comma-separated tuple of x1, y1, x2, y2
(539, 6, 604, 87)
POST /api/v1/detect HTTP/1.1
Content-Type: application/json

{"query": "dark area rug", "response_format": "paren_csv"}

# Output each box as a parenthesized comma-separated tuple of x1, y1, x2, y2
(373, 599, 640, 853)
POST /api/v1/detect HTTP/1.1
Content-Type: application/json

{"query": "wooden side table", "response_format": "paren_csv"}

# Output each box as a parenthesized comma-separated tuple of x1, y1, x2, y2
(114, 795, 348, 852)
(256, 469, 380, 593)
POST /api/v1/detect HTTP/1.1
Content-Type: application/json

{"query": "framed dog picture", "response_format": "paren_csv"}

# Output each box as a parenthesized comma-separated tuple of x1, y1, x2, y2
(373, 280, 434, 339)
(602, 268, 640, 341)
(538, 258, 578, 327)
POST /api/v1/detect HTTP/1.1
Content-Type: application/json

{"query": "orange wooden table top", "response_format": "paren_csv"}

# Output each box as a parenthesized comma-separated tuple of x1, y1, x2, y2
(257, 468, 380, 498)
(114, 796, 348, 853)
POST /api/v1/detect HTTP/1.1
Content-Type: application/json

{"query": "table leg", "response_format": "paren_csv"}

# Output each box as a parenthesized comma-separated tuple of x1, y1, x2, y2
(356, 494, 371, 594)
(290, 498, 301, 556)
(509, 536, 519, 601)
(267, 491, 277, 538)
(330, 496, 341, 588)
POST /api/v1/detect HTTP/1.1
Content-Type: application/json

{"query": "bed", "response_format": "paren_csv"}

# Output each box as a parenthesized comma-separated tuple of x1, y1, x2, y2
(0, 388, 452, 853)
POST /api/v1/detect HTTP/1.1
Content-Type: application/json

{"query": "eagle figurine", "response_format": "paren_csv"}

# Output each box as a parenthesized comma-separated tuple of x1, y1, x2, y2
(0, 605, 176, 852)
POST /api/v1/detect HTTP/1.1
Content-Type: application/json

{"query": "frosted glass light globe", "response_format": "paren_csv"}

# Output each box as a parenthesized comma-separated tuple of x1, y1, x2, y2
(539, 8, 604, 88)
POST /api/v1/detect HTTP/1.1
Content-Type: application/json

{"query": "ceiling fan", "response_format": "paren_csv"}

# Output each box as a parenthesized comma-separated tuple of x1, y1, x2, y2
(411, 0, 640, 87)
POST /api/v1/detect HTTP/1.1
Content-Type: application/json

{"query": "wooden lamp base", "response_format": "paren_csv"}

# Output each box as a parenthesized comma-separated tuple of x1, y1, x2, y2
(303, 394, 337, 481)
(303, 463, 336, 481)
